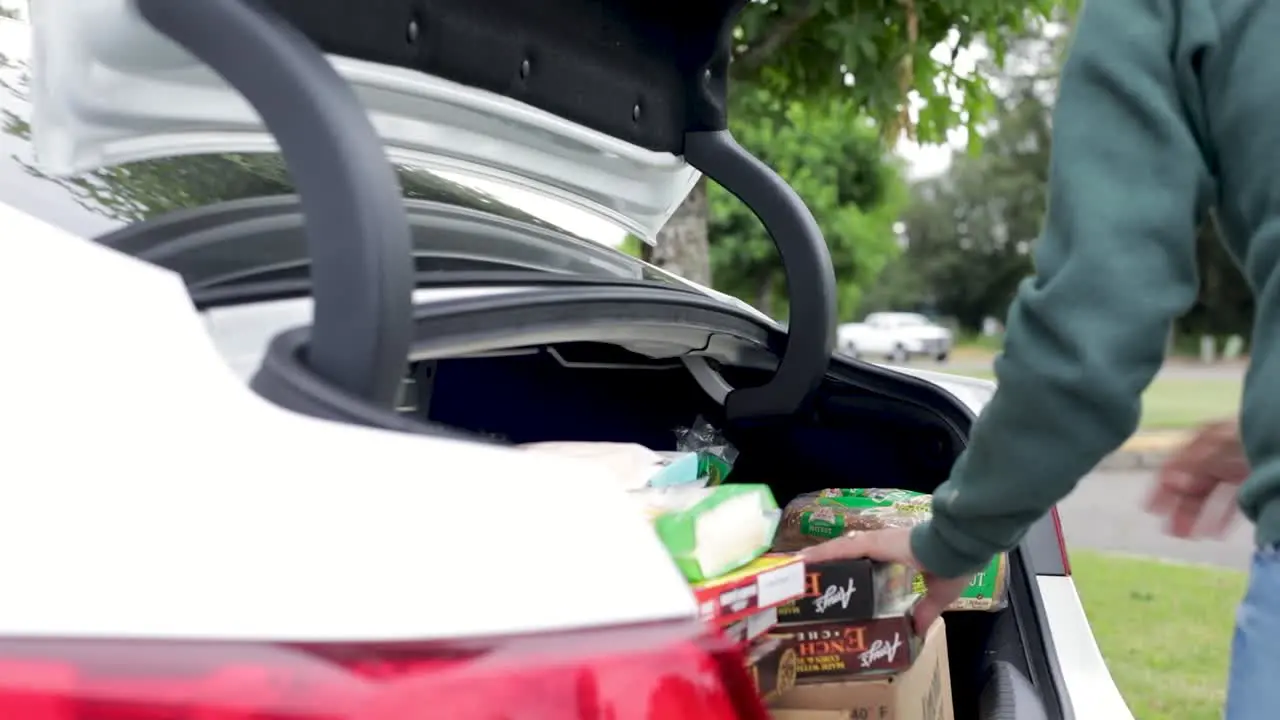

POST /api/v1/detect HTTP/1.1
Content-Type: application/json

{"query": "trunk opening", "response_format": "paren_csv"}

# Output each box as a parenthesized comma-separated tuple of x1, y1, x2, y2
(418, 338, 1061, 720)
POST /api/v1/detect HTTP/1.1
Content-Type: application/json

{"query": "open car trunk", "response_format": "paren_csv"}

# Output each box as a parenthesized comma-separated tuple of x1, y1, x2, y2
(26, 0, 1066, 715)
(405, 330, 1060, 720)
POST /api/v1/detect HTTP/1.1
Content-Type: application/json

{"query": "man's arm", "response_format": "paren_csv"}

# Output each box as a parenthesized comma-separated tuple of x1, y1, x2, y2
(910, 0, 1213, 578)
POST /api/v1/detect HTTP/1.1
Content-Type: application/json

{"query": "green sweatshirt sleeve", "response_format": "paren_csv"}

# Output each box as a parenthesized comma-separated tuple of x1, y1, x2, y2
(910, 0, 1213, 578)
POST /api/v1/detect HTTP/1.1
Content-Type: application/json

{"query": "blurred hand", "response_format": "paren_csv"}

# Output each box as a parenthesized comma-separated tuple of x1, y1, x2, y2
(1146, 419, 1248, 538)
(799, 527, 972, 636)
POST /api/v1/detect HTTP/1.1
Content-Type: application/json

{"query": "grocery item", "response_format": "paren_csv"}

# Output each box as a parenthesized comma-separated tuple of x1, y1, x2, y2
(913, 552, 1010, 612)
(646, 451, 703, 487)
(770, 619, 954, 720)
(519, 441, 670, 491)
(770, 610, 921, 682)
(773, 488, 1010, 612)
(722, 606, 779, 645)
(692, 554, 806, 625)
(773, 489, 931, 552)
(746, 635, 799, 702)
(674, 415, 738, 485)
(634, 483, 780, 582)
(777, 557, 917, 625)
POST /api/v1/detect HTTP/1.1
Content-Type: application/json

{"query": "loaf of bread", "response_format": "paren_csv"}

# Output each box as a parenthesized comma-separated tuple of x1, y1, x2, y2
(772, 488, 932, 552)
(776, 488, 1010, 612)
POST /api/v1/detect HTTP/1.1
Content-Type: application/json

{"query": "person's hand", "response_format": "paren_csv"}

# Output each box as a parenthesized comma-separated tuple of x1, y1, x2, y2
(799, 527, 972, 636)
(1146, 419, 1248, 538)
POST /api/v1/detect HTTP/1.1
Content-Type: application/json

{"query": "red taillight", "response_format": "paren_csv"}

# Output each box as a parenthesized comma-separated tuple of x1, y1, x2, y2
(1050, 506, 1072, 574)
(0, 620, 768, 720)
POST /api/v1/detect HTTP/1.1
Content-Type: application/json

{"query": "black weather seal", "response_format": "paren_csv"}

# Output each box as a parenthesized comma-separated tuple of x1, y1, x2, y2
(254, 328, 503, 443)
(138, 0, 413, 409)
(685, 130, 837, 424)
(980, 661, 1051, 720)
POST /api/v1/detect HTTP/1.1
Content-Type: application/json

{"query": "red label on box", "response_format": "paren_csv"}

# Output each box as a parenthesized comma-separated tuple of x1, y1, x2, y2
(691, 555, 805, 625)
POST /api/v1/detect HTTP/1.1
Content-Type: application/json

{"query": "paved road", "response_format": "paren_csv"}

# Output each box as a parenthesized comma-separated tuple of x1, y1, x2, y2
(1057, 469, 1254, 571)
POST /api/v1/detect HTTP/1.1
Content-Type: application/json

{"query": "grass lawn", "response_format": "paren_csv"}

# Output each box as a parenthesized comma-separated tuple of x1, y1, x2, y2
(926, 365, 1241, 431)
(1072, 551, 1245, 719)
(1140, 377, 1242, 430)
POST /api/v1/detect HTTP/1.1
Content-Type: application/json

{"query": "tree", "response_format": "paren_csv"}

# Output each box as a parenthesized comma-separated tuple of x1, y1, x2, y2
(708, 86, 906, 320)
(862, 21, 1064, 331)
(873, 15, 1256, 346)
(1179, 215, 1254, 344)
(644, 0, 1068, 286)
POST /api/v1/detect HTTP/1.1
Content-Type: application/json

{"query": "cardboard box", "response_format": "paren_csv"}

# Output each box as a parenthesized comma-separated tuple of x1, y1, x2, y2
(771, 612, 920, 682)
(722, 606, 778, 645)
(692, 554, 805, 625)
(777, 557, 916, 625)
(770, 619, 953, 720)
(746, 635, 798, 702)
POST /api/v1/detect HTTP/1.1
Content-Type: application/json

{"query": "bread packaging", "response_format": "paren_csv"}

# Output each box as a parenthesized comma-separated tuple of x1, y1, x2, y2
(633, 483, 780, 582)
(773, 489, 931, 552)
(775, 488, 1009, 612)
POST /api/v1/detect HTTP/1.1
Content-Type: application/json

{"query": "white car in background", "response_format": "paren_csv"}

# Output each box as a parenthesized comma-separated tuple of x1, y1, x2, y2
(838, 312, 954, 363)
(0, 1, 1131, 719)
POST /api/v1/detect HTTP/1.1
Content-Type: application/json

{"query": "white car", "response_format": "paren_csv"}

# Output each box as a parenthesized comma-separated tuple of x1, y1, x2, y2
(0, 2, 1130, 719)
(838, 312, 954, 363)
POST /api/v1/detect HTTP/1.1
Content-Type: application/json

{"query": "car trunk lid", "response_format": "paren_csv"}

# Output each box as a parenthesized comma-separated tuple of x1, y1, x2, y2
(25, 0, 748, 241)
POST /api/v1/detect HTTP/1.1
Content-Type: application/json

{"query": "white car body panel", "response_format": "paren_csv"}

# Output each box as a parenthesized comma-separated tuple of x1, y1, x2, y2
(203, 287, 534, 381)
(885, 364, 995, 416)
(0, 201, 697, 641)
(1037, 576, 1135, 718)
(28, 0, 698, 243)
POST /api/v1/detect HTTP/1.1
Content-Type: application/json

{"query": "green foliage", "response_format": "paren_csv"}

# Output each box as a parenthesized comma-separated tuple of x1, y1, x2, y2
(618, 234, 645, 259)
(646, 0, 1071, 291)
(869, 15, 1253, 341)
(862, 26, 1062, 331)
(1180, 215, 1253, 340)
(708, 88, 906, 319)
(732, 0, 1071, 143)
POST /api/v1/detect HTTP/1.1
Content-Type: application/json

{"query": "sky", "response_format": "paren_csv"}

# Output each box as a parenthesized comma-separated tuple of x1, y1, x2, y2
(2, 0, 972, 248)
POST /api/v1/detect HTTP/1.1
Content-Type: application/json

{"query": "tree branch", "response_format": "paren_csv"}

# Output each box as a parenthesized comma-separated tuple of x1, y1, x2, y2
(731, 0, 824, 81)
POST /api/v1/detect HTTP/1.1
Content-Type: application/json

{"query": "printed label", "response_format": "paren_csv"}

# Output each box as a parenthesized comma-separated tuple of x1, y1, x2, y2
(699, 600, 716, 620)
(746, 606, 778, 637)
(748, 643, 798, 701)
(795, 625, 869, 669)
(725, 607, 779, 643)
(811, 577, 857, 615)
(799, 506, 844, 538)
(858, 633, 904, 668)
(721, 584, 759, 612)
(757, 560, 806, 607)
(911, 554, 1003, 603)
(786, 617, 915, 679)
